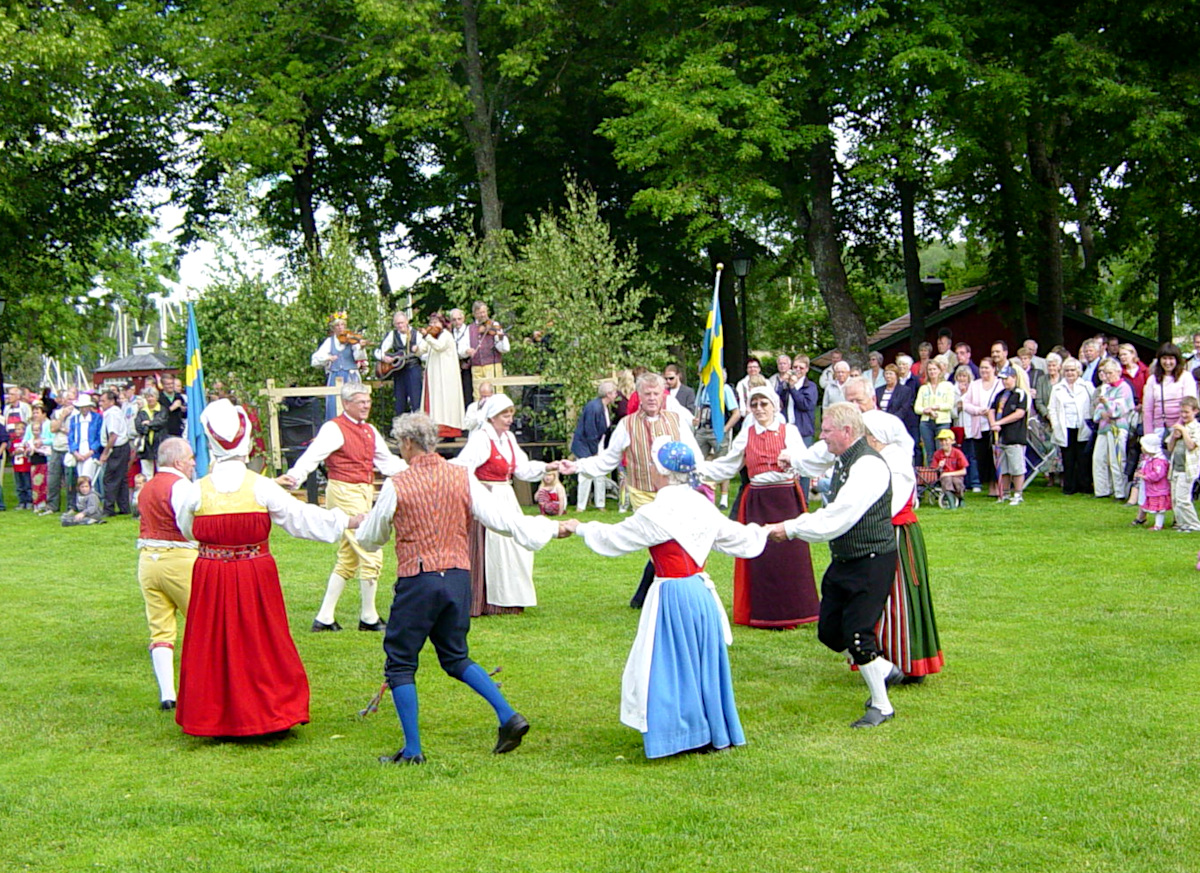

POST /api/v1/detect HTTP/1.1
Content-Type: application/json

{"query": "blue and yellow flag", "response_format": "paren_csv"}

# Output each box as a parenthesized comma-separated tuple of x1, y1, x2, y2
(185, 302, 210, 477)
(698, 264, 726, 440)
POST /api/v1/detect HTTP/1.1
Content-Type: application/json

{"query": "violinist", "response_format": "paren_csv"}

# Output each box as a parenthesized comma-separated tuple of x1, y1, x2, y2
(375, 311, 424, 416)
(467, 301, 510, 402)
(449, 308, 475, 412)
(312, 312, 367, 421)
(420, 312, 465, 434)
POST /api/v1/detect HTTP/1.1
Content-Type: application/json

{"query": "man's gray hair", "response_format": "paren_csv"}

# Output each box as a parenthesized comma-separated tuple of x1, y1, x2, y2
(142, 386, 159, 399)
(635, 371, 665, 392)
(157, 437, 192, 469)
(392, 413, 440, 452)
(449, 308, 464, 319)
(341, 382, 371, 404)
(823, 402, 866, 439)
(597, 380, 617, 399)
(896, 354, 914, 368)
(842, 376, 875, 407)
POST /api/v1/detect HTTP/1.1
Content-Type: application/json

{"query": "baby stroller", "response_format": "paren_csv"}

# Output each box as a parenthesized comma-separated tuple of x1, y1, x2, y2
(915, 465, 962, 509)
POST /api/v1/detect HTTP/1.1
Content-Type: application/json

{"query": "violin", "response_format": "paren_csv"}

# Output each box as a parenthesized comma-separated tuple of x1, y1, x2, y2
(482, 319, 504, 337)
(419, 324, 444, 339)
(336, 328, 371, 347)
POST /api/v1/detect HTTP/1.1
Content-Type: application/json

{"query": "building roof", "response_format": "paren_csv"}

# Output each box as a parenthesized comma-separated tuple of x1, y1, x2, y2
(93, 350, 174, 374)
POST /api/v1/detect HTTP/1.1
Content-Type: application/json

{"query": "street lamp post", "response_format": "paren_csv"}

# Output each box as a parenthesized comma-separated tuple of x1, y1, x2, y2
(731, 256, 751, 370)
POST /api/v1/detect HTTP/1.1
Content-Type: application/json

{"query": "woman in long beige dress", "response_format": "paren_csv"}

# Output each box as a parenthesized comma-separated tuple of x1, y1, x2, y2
(420, 312, 464, 435)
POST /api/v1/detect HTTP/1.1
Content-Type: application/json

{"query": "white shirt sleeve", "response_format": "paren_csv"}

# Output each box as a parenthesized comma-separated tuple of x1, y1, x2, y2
(375, 332, 396, 361)
(789, 439, 837, 478)
(702, 423, 749, 482)
(509, 435, 547, 483)
(311, 338, 336, 368)
(493, 327, 510, 355)
(574, 419, 630, 477)
(356, 480, 397, 552)
(783, 455, 890, 543)
(711, 513, 770, 559)
(576, 513, 665, 556)
(255, 475, 349, 542)
(469, 476, 557, 549)
(285, 419, 345, 483)
(373, 427, 407, 476)
(451, 428, 494, 471)
(174, 481, 201, 542)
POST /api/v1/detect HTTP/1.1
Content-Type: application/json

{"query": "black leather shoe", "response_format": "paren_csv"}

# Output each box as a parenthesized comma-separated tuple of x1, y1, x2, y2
(311, 620, 342, 632)
(159, 700, 176, 711)
(379, 750, 425, 765)
(358, 619, 387, 632)
(851, 706, 894, 728)
(493, 713, 530, 754)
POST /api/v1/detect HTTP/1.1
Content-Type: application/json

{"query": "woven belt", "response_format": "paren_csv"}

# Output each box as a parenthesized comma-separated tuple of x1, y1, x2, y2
(198, 541, 269, 561)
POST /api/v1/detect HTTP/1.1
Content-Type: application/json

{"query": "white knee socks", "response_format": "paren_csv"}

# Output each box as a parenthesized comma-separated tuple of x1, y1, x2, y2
(359, 577, 380, 624)
(150, 646, 176, 702)
(316, 572, 348, 625)
(859, 657, 897, 715)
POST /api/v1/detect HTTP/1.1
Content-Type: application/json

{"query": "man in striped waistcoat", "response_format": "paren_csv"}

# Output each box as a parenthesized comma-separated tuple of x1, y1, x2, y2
(560, 372, 706, 608)
(136, 437, 199, 711)
(769, 403, 901, 729)
(278, 383, 406, 633)
(357, 413, 568, 764)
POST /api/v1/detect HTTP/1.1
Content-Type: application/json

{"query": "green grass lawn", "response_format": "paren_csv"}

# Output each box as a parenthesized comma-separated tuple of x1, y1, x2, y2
(1, 477, 1197, 872)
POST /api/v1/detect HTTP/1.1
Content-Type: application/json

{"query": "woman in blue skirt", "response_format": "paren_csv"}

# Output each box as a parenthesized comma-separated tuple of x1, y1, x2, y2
(565, 438, 768, 758)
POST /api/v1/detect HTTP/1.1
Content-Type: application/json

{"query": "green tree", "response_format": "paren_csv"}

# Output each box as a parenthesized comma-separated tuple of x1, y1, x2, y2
(442, 181, 675, 438)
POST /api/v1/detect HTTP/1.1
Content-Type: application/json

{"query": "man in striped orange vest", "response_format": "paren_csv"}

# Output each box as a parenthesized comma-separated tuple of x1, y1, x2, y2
(560, 372, 706, 607)
(358, 413, 568, 764)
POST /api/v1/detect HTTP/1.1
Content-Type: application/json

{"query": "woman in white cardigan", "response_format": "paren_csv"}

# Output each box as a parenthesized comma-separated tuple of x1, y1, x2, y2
(1049, 358, 1094, 495)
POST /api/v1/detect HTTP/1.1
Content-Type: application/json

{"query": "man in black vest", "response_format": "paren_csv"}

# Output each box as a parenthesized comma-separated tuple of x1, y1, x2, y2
(768, 402, 900, 728)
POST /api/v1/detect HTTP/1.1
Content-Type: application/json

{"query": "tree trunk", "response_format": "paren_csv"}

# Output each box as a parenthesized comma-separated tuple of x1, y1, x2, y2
(804, 133, 869, 368)
(1069, 175, 1098, 298)
(294, 129, 320, 258)
(898, 176, 925, 356)
(1028, 119, 1064, 349)
(994, 138, 1028, 342)
(460, 0, 503, 239)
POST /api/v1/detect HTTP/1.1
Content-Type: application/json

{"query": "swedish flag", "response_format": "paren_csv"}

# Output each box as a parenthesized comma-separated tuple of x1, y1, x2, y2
(698, 265, 726, 441)
(185, 302, 211, 476)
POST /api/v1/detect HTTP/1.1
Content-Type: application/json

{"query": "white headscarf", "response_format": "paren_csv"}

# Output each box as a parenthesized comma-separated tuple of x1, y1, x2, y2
(200, 398, 253, 460)
(481, 393, 515, 423)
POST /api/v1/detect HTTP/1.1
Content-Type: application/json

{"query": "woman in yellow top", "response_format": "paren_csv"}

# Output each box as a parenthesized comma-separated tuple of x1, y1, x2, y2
(915, 359, 956, 464)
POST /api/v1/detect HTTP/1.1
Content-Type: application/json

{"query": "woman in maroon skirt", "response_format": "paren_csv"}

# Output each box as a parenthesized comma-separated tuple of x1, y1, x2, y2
(175, 399, 361, 738)
(703, 385, 818, 628)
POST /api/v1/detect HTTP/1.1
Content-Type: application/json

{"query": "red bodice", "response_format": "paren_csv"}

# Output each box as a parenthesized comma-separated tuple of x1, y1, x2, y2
(648, 541, 704, 578)
(475, 437, 515, 482)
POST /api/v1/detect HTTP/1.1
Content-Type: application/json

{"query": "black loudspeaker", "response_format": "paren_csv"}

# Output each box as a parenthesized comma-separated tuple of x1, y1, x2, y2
(278, 396, 324, 503)
(921, 276, 946, 313)
(512, 385, 558, 462)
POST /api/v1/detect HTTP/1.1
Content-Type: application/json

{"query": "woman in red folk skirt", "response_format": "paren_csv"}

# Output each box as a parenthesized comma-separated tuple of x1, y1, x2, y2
(703, 385, 818, 629)
(175, 399, 360, 738)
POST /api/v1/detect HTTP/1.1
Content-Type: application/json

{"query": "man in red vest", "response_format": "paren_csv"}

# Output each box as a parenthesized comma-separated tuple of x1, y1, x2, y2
(136, 437, 198, 710)
(278, 384, 406, 632)
(358, 413, 569, 764)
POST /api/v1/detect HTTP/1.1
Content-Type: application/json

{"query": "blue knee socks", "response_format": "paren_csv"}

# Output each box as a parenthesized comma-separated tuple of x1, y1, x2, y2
(459, 663, 515, 725)
(390, 683, 421, 758)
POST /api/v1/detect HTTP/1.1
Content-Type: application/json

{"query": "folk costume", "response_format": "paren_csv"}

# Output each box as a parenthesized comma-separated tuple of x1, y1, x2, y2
(787, 423, 900, 728)
(175, 400, 350, 737)
(312, 315, 366, 420)
(467, 318, 510, 401)
(420, 326, 465, 434)
(572, 400, 705, 608)
(285, 409, 406, 632)
(375, 322, 424, 416)
(862, 417, 943, 682)
(357, 443, 559, 763)
(136, 465, 198, 708)
(704, 386, 818, 629)
(574, 440, 768, 758)
(452, 395, 548, 615)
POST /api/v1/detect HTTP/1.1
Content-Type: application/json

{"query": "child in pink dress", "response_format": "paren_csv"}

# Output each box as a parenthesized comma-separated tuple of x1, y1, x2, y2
(534, 469, 568, 517)
(1133, 433, 1171, 530)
